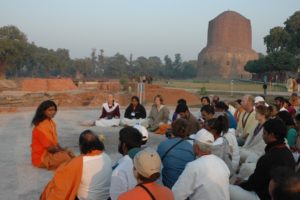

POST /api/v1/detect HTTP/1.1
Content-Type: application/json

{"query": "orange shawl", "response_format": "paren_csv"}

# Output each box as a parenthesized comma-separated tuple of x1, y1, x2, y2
(36, 119, 58, 146)
(31, 119, 59, 167)
(40, 150, 102, 200)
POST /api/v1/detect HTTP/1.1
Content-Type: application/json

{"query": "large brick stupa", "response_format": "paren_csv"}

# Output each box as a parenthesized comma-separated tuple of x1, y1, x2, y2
(197, 11, 258, 79)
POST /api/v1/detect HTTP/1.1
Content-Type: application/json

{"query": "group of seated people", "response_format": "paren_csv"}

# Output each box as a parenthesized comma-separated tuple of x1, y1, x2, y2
(93, 93, 170, 133)
(30, 93, 300, 200)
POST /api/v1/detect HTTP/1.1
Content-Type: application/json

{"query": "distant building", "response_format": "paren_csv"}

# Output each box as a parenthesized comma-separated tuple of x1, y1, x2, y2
(197, 11, 258, 79)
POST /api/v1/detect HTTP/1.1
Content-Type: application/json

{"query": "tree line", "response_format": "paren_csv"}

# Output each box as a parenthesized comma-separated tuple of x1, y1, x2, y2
(0, 25, 197, 79)
(244, 11, 300, 80)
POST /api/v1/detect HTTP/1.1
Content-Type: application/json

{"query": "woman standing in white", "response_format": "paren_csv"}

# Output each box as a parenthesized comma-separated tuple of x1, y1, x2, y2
(95, 94, 121, 127)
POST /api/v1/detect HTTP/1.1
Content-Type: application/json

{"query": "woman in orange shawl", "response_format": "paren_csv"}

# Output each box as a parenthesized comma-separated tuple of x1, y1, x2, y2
(31, 100, 74, 170)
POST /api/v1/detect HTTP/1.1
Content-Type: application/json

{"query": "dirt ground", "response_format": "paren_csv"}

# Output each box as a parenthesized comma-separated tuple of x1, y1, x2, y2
(0, 107, 200, 200)
(0, 79, 202, 110)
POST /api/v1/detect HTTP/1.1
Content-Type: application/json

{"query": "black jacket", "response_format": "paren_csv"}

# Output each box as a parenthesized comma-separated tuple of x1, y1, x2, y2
(124, 104, 146, 119)
(240, 141, 295, 200)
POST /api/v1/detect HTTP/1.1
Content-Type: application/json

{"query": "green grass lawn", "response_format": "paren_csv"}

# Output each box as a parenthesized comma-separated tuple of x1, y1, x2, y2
(155, 80, 287, 92)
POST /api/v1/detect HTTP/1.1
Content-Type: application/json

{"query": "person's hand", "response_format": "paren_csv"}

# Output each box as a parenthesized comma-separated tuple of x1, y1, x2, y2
(47, 146, 60, 153)
(242, 133, 249, 139)
(234, 177, 245, 185)
(65, 148, 75, 158)
(200, 121, 205, 129)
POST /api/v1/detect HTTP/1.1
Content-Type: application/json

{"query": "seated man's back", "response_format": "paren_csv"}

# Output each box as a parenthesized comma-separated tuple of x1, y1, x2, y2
(173, 154, 230, 200)
(40, 130, 112, 200)
(77, 153, 112, 200)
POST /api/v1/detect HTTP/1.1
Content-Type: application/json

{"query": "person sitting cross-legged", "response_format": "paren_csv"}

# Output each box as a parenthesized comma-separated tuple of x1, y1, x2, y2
(31, 100, 74, 170)
(157, 118, 195, 189)
(40, 130, 112, 200)
(122, 96, 147, 127)
(148, 95, 170, 132)
(95, 93, 121, 127)
(172, 129, 230, 200)
(118, 148, 174, 200)
(230, 118, 296, 200)
(176, 103, 200, 135)
(110, 127, 143, 200)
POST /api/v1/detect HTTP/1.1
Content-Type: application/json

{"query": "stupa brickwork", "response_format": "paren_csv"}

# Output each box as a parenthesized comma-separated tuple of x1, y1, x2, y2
(197, 11, 258, 79)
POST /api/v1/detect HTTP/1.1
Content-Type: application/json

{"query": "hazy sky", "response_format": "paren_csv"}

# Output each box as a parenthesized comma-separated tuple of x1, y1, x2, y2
(0, 0, 299, 60)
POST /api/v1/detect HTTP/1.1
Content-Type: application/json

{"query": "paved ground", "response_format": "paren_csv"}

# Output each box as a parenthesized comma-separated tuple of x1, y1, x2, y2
(0, 108, 199, 200)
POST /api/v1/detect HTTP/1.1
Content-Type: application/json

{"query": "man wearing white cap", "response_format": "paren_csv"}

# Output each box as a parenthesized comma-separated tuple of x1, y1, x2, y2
(254, 96, 269, 107)
(118, 148, 174, 200)
(133, 124, 148, 146)
(172, 129, 230, 200)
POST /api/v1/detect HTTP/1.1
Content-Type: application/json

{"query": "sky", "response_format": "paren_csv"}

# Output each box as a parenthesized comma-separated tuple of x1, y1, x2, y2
(0, 0, 299, 61)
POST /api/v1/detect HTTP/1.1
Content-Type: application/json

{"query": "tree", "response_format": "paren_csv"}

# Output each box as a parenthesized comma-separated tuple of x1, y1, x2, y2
(264, 27, 290, 53)
(284, 11, 300, 55)
(266, 50, 297, 71)
(247, 11, 300, 79)
(91, 48, 98, 73)
(104, 53, 128, 77)
(163, 55, 173, 78)
(245, 51, 297, 74)
(0, 25, 27, 78)
(148, 56, 162, 77)
(181, 60, 197, 78)
(173, 53, 182, 72)
(244, 59, 266, 74)
(72, 58, 93, 78)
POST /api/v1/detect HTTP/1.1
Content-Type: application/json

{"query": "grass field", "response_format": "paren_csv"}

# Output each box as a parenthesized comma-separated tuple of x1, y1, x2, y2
(155, 79, 287, 93)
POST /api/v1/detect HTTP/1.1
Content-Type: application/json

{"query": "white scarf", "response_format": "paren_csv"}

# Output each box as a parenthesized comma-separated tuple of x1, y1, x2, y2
(102, 102, 119, 112)
(157, 104, 164, 112)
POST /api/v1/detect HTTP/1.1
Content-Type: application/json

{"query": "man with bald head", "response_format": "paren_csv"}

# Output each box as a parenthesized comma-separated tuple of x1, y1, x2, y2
(41, 130, 112, 200)
(236, 95, 258, 147)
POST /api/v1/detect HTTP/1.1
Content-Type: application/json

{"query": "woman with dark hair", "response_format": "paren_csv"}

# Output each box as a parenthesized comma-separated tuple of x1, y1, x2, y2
(172, 98, 187, 122)
(31, 100, 74, 170)
(205, 115, 234, 175)
(157, 118, 195, 188)
(122, 96, 147, 127)
(215, 101, 237, 129)
(277, 111, 297, 148)
(148, 95, 170, 132)
(200, 96, 210, 106)
(95, 93, 121, 127)
(283, 99, 296, 118)
(233, 99, 244, 123)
